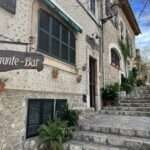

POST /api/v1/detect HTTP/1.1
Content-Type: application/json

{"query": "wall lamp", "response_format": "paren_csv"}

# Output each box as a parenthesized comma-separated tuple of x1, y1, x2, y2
(101, 2, 121, 24)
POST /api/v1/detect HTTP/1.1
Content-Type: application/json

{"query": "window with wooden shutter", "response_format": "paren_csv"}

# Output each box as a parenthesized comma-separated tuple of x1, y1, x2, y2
(55, 100, 67, 119)
(26, 99, 67, 138)
(27, 100, 41, 138)
(42, 101, 54, 123)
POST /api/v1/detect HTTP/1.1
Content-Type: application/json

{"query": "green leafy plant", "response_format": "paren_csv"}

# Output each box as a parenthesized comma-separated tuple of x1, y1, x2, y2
(118, 39, 131, 61)
(121, 80, 133, 94)
(121, 68, 139, 94)
(61, 104, 79, 127)
(38, 119, 71, 150)
(118, 39, 131, 77)
(121, 75, 133, 94)
(101, 83, 120, 106)
(128, 69, 136, 86)
(38, 104, 79, 150)
(136, 79, 145, 87)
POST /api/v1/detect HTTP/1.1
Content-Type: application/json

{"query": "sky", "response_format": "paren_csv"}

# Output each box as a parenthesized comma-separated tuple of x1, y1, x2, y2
(129, 0, 150, 61)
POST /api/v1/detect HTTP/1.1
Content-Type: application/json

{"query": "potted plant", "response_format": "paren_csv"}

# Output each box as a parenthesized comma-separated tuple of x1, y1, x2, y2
(101, 83, 119, 106)
(38, 119, 71, 150)
(120, 71, 136, 94)
(38, 105, 79, 150)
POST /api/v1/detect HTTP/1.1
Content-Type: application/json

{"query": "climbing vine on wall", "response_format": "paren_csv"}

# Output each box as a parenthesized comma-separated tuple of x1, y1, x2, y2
(118, 39, 131, 61)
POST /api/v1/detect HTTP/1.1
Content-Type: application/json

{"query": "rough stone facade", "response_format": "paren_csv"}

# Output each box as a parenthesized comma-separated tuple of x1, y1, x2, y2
(0, 89, 85, 150)
(0, 0, 101, 109)
(0, 0, 101, 149)
(103, 0, 138, 85)
(0, 0, 140, 149)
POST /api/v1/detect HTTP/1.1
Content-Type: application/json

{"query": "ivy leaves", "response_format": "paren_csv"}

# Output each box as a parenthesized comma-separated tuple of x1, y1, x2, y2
(118, 39, 131, 61)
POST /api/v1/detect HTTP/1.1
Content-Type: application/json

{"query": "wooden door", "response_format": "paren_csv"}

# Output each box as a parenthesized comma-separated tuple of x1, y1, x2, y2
(89, 57, 97, 109)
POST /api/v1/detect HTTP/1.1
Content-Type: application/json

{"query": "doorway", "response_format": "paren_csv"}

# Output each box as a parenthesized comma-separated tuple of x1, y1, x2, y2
(89, 57, 97, 109)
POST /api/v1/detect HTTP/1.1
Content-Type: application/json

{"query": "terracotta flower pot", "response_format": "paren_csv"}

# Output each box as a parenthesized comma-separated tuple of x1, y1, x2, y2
(106, 100, 112, 106)
(0, 82, 5, 92)
(103, 100, 112, 107)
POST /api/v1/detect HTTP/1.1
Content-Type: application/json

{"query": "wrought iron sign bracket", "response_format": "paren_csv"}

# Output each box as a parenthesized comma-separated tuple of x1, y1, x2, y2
(0, 34, 31, 52)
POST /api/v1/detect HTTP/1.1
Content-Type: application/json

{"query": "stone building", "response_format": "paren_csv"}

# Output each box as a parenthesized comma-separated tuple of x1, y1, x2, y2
(0, 0, 141, 149)
(0, 0, 101, 149)
(102, 0, 141, 85)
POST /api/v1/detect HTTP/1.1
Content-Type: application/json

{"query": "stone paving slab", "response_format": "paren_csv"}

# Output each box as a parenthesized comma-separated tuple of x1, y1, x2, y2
(100, 110, 150, 117)
(79, 114, 150, 131)
(120, 100, 150, 103)
(104, 106, 150, 111)
(119, 103, 150, 107)
(65, 140, 128, 150)
(73, 131, 150, 148)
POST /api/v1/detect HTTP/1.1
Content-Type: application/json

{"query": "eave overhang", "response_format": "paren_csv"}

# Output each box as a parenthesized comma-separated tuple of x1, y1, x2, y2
(42, 0, 83, 33)
(119, 0, 141, 35)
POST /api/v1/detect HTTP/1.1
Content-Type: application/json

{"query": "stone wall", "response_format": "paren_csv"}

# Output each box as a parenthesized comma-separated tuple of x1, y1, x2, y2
(0, 89, 86, 150)
(103, 0, 137, 85)
(0, 0, 101, 149)
(0, 0, 101, 109)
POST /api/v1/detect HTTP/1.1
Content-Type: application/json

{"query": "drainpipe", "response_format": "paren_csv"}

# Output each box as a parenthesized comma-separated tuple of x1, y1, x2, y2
(100, 0, 105, 88)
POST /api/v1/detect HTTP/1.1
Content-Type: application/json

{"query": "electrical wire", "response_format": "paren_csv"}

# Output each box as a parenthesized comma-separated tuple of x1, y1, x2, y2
(138, 0, 150, 18)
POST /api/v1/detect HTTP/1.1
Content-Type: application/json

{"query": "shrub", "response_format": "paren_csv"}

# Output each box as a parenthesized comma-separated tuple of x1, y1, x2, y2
(61, 104, 79, 127)
(38, 105, 79, 150)
(101, 83, 120, 105)
(128, 68, 138, 86)
(121, 70, 137, 94)
(136, 79, 145, 87)
(121, 81, 133, 94)
(38, 119, 71, 150)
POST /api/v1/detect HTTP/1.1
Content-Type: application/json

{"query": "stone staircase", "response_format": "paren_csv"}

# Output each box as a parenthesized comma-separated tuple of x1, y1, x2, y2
(65, 87, 150, 150)
(100, 87, 150, 117)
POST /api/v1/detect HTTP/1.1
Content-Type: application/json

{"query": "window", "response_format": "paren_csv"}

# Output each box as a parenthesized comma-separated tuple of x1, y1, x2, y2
(111, 48, 120, 69)
(26, 99, 67, 138)
(120, 22, 124, 40)
(38, 10, 76, 65)
(90, 0, 96, 15)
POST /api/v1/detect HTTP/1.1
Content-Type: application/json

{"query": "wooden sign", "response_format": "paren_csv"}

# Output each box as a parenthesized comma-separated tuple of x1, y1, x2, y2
(0, 0, 16, 14)
(0, 50, 44, 72)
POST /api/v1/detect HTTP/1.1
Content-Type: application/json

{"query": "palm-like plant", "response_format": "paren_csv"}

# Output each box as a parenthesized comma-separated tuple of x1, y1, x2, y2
(38, 120, 69, 150)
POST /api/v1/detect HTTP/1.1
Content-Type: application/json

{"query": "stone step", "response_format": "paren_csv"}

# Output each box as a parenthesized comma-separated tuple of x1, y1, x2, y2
(100, 110, 150, 117)
(79, 114, 150, 139)
(119, 103, 150, 107)
(79, 123, 150, 139)
(73, 131, 150, 149)
(104, 106, 150, 112)
(64, 140, 128, 150)
(121, 97, 150, 100)
(120, 100, 150, 103)
(122, 94, 150, 99)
